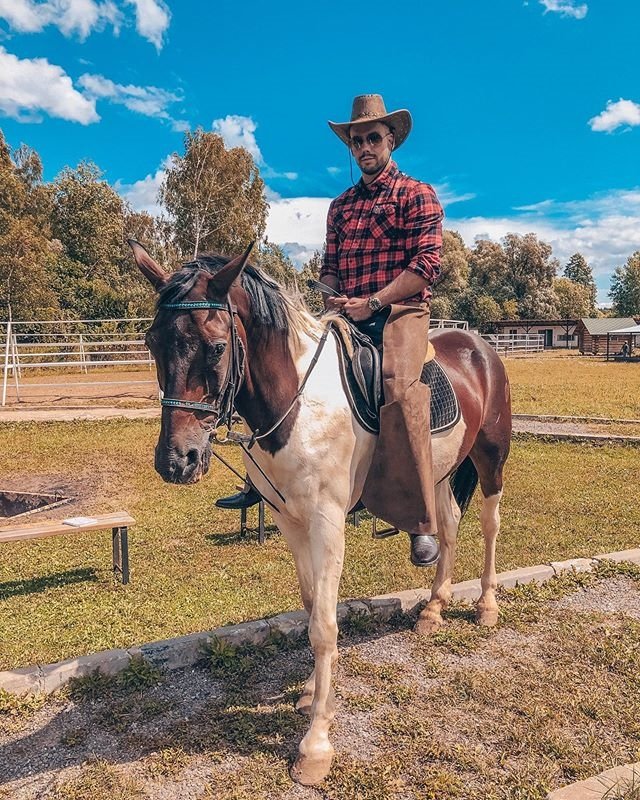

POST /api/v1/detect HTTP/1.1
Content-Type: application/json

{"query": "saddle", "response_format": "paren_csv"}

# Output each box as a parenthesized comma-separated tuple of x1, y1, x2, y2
(329, 316, 460, 435)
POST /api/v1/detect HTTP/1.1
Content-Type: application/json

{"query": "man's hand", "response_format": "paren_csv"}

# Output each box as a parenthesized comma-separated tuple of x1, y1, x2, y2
(343, 297, 373, 321)
(325, 295, 348, 312)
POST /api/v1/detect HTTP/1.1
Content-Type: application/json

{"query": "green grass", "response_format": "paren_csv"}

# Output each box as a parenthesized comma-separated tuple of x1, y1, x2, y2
(1, 419, 639, 669)
(504, 356, 640, 418)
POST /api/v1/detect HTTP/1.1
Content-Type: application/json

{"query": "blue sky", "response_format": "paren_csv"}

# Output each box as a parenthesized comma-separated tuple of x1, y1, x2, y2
(1, 0, 639, 301)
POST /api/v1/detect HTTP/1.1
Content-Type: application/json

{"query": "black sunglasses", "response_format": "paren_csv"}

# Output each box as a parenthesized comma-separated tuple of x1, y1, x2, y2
(349, 131, 392, 150)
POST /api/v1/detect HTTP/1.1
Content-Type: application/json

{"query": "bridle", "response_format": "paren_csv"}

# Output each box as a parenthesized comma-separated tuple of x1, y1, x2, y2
(156, 296, 331, 509)
(158, 298, 244, 440)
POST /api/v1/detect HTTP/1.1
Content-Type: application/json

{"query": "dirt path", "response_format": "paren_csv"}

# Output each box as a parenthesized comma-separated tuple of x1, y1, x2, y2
(2, 568, 640, 799)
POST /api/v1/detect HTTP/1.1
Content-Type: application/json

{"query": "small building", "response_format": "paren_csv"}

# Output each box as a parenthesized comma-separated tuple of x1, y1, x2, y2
(575, 318, 638, 355)
(487, 319, 579, 348)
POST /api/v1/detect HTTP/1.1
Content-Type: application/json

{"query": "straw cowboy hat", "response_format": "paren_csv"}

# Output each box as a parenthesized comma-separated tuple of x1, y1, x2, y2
(328, 94, 413, 150)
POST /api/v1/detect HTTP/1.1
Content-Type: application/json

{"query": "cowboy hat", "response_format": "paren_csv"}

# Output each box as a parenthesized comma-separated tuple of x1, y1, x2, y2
(328, 94, 412, 150)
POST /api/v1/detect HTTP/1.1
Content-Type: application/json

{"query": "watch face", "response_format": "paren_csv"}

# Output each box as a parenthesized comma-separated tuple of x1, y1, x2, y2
(369, 297, 381, 311)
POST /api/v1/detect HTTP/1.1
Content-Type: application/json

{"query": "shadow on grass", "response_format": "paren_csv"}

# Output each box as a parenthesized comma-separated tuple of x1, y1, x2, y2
(204, 525, 279, 546)
(0, 568, 97, 600)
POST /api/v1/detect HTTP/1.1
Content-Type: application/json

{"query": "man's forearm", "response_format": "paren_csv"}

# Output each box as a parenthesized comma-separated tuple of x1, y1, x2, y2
(374, 270, 429, 307)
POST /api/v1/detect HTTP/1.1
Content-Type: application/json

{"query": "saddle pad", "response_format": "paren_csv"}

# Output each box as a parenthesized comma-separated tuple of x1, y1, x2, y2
(420, 359, 461, 433)
(332, 324, 460, 435)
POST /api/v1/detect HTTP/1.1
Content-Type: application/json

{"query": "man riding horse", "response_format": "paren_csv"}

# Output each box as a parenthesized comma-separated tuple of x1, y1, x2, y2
(217, 93, 443, 569)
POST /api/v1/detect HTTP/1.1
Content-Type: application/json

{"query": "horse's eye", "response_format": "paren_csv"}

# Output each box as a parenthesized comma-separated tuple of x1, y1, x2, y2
(213, 343, 226, 356)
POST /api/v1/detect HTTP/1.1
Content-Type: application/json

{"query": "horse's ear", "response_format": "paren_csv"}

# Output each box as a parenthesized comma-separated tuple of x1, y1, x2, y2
(209, 241, 255, 295)
(128, 239, 167, 290)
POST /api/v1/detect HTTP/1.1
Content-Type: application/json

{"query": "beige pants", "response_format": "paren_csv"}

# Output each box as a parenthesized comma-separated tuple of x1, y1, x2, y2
(361, 303, 437, 534)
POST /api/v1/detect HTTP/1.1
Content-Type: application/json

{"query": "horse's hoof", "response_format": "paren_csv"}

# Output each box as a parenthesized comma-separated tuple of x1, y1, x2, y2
(476, 606, 499, 627)
(295, 695, 313, 716)
(290, 752, 333, 785)
(414, 612, 443, 636)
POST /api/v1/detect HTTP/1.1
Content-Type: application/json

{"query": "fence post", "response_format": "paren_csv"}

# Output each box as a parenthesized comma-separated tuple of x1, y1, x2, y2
(2, 318, 11, 407)
(10, 330, 21, 400)
(78, 333, 88, 374)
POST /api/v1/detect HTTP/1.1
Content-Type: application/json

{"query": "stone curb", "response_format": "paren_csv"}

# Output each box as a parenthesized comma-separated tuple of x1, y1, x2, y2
(547, 761, 640, 799)
(2, 547, 640, 697)
(514, 413, 640, 425)
(512, 430, 640, 446)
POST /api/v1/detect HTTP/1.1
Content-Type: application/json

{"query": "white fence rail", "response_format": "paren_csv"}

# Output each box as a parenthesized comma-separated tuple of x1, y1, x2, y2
(1, 316, 473, 406)
(481, 333, 545, 356)
(1, 318, 155, 406)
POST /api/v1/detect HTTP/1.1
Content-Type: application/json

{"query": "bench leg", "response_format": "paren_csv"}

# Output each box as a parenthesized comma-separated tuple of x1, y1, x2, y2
(112, 526, 130, 584)
(258, 500, 265, 545)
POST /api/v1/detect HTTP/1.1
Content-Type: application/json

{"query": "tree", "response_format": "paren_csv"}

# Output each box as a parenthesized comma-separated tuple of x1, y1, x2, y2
(160, 129, 267, 258)
(0, 131, 58, 319)
(298, 250, 325, 315)
(455, 291, 502, 331)
(502, 233, 558, 317)
(51, 161, 125, 272)
(563, 253, 597, 313)
(468, 239, 508, 299)
(434, 230, 470, 315)
(552, 277, 592, 318)
(609, 252, 640, 316)
(256, 240, 297, 287)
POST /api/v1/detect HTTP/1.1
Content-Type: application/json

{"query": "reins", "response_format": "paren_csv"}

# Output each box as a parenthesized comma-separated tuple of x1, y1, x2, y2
(157, 297, 331, 511)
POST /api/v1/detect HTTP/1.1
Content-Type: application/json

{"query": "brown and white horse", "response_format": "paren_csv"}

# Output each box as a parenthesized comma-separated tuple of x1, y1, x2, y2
(129, 240, 512, 785)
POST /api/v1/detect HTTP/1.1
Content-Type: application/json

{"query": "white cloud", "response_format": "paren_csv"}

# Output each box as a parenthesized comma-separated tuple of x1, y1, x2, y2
(125, 0, 169, 50)
(0, 0, 122, 39)
(115, 160, 168, 215)
(265, 196, 332, 250)
(0, 46, 98, 123)
(78, 72, 182, 122)
(433, 182, 476, 207)
(212, 114, 262, 163)
(327, 166, 341, 176)
(589, 98, 640, 133)
(539, 0, 588, 19)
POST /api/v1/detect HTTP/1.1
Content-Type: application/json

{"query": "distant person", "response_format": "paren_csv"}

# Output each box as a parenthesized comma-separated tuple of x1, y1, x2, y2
(621, 342, 630, 358)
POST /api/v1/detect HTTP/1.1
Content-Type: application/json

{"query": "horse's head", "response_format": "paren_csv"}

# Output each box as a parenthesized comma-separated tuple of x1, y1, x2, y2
(129, 240, 253, 484)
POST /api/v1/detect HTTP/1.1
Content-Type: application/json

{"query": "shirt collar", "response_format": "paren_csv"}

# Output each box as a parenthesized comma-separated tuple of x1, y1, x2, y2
(357, 159, 399, 195)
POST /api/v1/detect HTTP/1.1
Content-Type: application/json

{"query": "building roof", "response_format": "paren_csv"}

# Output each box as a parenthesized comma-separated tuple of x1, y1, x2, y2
(580, 317, 637, 334)
(492, 319, 578, 327)
(609, 323, 640, 334)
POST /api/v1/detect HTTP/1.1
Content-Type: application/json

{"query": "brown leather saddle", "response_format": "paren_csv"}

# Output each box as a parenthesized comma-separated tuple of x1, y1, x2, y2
(329, 316, 460, 436)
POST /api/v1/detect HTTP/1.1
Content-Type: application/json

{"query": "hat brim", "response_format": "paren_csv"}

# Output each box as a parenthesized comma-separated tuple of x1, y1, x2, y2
(328, 109, 412, 150)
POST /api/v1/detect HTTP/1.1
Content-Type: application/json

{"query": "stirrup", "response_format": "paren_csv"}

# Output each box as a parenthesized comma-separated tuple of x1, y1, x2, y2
(371, 517, 400, 540)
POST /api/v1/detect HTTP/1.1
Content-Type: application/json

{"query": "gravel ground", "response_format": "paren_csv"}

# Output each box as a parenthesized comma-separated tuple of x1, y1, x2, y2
(2, 575, 640, 799)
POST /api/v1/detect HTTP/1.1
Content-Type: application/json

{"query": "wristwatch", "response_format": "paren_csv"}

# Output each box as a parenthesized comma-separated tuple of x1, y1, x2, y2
(367, 296, 382, 313)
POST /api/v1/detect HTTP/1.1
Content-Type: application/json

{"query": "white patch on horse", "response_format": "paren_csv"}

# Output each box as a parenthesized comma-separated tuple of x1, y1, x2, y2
(432, 417, 467, 483)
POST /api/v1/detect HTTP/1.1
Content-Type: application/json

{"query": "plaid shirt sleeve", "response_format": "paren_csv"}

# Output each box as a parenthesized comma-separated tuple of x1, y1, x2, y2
(320, 200, 338, 280)
(402, 184, 443, 284)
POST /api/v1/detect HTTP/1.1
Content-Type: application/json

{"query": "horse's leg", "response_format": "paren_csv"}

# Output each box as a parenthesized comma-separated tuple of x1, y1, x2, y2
(290, 506, 345, 786)
(472, 435, 507, 627)
(475, 489, 502, 626)
(278, 522, 338, 716)
(415, 480, 461, 635)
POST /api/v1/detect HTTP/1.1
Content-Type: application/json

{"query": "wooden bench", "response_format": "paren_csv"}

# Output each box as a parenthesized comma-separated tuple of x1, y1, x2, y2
(0, 511, 134, 584)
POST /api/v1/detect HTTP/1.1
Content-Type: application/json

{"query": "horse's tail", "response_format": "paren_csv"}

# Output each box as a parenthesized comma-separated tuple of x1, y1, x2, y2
(448, 456, 479, 517)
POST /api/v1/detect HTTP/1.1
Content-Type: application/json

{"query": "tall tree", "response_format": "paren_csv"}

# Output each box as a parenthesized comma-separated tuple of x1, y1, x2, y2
(433, 230, 470, 315)
(0, 131, 58, 319)
(502, 232, 558, 317)
(609, 252, 640, 316)
(552, 277, 592, 318)
(298, 249, 324, 315)
(563, 252, 597, 313)
(160, 129, 267, 258)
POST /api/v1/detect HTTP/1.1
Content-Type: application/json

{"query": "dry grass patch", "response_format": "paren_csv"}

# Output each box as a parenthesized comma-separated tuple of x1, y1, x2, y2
(504, 355, 640, 418)
(1, 419, 639, 670)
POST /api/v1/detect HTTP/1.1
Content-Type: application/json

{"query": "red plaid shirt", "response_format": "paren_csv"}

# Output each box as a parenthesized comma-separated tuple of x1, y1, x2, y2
(320, 161, 443, 303)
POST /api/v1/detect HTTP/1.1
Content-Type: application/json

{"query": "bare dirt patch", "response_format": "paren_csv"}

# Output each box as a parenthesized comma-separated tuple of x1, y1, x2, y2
(2, 570, 640, 799)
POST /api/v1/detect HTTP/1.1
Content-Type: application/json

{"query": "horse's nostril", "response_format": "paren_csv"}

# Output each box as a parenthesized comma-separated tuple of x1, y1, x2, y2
(187, 448, 200, 467)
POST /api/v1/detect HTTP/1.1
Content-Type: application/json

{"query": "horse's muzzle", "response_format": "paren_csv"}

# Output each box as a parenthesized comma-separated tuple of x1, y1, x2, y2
(155, 442, 211, 484)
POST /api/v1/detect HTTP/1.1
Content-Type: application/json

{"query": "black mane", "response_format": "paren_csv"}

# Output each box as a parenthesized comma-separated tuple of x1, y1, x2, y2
(158, 253, 292, 333)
